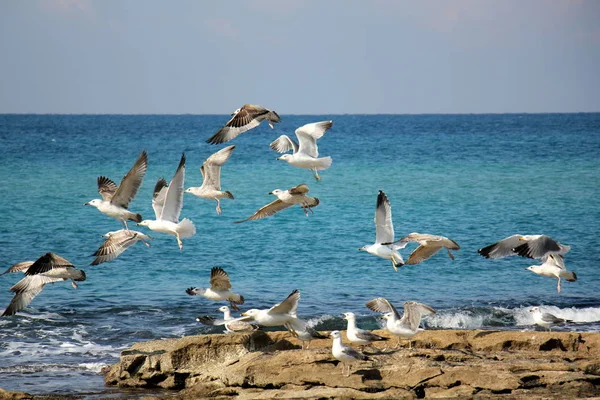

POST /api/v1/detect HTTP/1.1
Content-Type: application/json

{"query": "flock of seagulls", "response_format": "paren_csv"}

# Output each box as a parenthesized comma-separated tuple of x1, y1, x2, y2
(1, 104, 581, 374)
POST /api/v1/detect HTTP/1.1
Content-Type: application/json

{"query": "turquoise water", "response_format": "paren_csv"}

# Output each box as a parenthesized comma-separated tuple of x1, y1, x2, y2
(1, 113, 599, 395)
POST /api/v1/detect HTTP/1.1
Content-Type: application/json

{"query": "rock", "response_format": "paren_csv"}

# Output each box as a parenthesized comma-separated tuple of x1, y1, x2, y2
(0, 389, 33, 400)
(103, 329, 600, 399)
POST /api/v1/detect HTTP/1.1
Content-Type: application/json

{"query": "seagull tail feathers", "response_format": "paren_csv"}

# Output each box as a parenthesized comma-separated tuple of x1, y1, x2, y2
(177, 218, 196, 239)
(314, 156, 332, 171)
(130, 213, 143, 223)
(266, 110, 281, 124)
(560, 271, 577, 282)
(224, 191, 234, 200)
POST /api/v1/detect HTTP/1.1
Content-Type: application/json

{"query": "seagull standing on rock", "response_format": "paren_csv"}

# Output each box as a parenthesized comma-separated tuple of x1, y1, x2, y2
(342, 312, 388, 350)
(329, 330, 370, 377)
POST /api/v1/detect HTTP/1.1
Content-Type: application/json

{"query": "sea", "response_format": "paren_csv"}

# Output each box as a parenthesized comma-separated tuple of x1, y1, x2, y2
(0, 113, 599, 397)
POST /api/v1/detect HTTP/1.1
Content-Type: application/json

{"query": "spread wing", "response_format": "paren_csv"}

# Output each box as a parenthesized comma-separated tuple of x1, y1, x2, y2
(295, 120, 333, 158)
(207, 104, 279, 144)
(270, 135, 298, 154)
(91, 230, 149, 265)
(97, 176, 117, 201)
(2, 274, 66, 316)
(160, 154, 186, 223)
(152, 178, 169, 220)
(209, 267, 232, 291)
(111, 150, 148, 208)
(365, 297, 401, 320)
(234, 199, 293, 223)
(375, 190, 394, 244)
(289, 184, 310, 195)
(269, 289, 300, 316)
(0, 261, 34, 276)
(405, 244, 444, 265)
(25, 253, 74, 276)
(513, 235, 567, 259)
(477, 235, 523, 259)
(200, 145, 235, 191)
(400, 301, 436, 331)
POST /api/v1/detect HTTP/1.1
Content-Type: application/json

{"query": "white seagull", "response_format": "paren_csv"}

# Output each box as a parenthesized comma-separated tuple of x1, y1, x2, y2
(530, 306, 572, 331)
(206, 104, 280, 144)
(1, 253, 86, 317)
(90, 229, 151, 265)
(138, 154, 196, 250)
(342, 312, 388, 349)
(394, 233, 460, 265)
(186, 267, 245, 310)
(366, 297, 436, 349)
(270, 120, 333, 181)
(196, 306, 258, 333)
(85, 150, 148, 230)
(526, 254, 577, 293)
(185, 145, 235, 215)
(359, 190, 404, 271)
(240, 289, 301, 328)
(234, 184, 319, 223)
(329, 330, 370, 377)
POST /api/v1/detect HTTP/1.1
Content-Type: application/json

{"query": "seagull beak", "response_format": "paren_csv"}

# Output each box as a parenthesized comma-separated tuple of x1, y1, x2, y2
(241, 312, 247, 316)
(84, 202, 89, 206)
(276, 156, 283, 161)
(268, 192, 273, 195)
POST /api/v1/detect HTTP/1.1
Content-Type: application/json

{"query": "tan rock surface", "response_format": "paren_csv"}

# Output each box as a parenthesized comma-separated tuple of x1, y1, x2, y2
(103, 329, 600, 399)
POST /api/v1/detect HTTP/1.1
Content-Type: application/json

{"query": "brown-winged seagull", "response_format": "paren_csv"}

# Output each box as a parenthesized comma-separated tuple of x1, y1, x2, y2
(85, 150, 148, 230)
(138, 154, 196, 250)
(526, 254, 577, 293)
(366, 297, 436, 349)
(90, 229, 152, 265)
(185, 145, 235, 215)
(270, 120, 333, 181)
(1, 253, 86, 317)
(0, 261, 34, 276)
(186, 267, 244, 310)
(359, 190, 404, 271)
(234, 184, 319, 223)
(394, 233, 460, 265)
(206, 104, 280, 144)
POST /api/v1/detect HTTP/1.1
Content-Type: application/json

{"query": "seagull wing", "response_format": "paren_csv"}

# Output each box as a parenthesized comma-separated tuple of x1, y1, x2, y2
(540, 312, 566, 324)
(401, 301, 437, 331)
(513, 235, 565, 259)
(341, 345, 369, 361)
(152, 178, 169, 220)
(91, 230, 145, 265)
(289, 184, 310, 195)
(234, 199, 293, 223)
(200, 145, 235, 191)
(541, 254, 566, 270)
(405, 244, 444, 265)
(477, 234, 523, 259)
(97, 176, 117, 201)
(160, 154, 186, 223)
(206, 104, 273, 144)
(25, 253, 74, 276)
(269, 289, 300, 316)
(196, 316, 228, 326)
(111, 150, 148, 208)
(209, 267, 232, 291)
(375, 190, 394, 244)
(295, 120, 333, 158)
(270, 135, 298, 154)
(365, 297, 401, 320)
(2, 274, 65, 316)
(0, 261, 34, 276)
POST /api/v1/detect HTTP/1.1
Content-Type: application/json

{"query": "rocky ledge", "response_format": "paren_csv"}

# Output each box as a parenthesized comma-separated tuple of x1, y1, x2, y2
(103, 329, 600, 399)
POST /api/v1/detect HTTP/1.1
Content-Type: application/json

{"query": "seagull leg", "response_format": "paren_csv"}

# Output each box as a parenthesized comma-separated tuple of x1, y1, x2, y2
(215, 199, 222, 215)
(176, 234, 183, 251)
(446, 248, 455, 260)
(123, 220, 130, 231)
(71, 280, 78, 289)
(557, 277, 562, 293)
(312, 169, 321, 181)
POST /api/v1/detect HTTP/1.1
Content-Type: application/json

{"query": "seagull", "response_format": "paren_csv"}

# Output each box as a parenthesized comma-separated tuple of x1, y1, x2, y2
(329, 330, 370, 377)
(206, 104, 280, 144)
(90, 229, 152, 265)
(240, 289, 301, 328)
(526, 254, 577, 293)
(186, 267, 245, 311)
(234, 184, 319, 223)
(478, 234, 570, 259)
(366, 297, 436, 349)
(530, 306, 572, 331)
(342, 312, 388, 350)
(359, 190, 404, 271)
(138, 154, 196, 250)
(394, 233, 460, 265)
(196, 306, 258, 333)
(85, 150, 148, 230)
(286, 318, 328, 349)
(270, 120, 333, 181)
(185, 145, 235, 215)
(1, 252, 86, 317)
(0, 261, 34, 276)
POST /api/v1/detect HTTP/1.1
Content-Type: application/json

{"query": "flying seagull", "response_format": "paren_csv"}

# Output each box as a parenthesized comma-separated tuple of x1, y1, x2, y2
(185, 145, 236, 215)
(342, 312, 388, 350)
(530, 306, 573, 331)
(1, 253, 86, 317)
(366, 297, 436, 349)
(206, 104, 280, 144)
(234, 184, 319, 223)
(90, 229, 152, 265)
(85, 150, 148, 230)
(270, 120, 333, 181)
(186, 267, 245, 311)
(138, 154, 196, 250)
(526, 254, 577, 293)
(478, 234, 570, 259)
(196, 306, 258, 333)
(329, 330, 370, 377)
(394, 233, 460, 265)
(359, 190, 404, 271)
(0, 261, 34, 276)
(239, 289, 301, 328)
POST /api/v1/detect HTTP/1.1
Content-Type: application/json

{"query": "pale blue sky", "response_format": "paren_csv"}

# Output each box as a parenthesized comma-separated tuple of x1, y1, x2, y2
(1, 0, 599, 114)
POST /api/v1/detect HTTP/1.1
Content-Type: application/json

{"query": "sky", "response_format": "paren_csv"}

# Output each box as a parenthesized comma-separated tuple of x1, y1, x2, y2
(0, 0, 599, 114)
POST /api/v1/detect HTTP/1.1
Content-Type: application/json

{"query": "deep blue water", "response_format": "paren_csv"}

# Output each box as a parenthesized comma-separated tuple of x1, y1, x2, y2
(1, 113, 599, 396)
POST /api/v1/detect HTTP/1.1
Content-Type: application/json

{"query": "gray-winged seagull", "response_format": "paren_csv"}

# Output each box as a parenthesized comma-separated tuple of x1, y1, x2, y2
(529, 306, 573, 331)
(526, 254, 577, 293)
(342, 312, 388, 350)
(329, 330, 370, 376)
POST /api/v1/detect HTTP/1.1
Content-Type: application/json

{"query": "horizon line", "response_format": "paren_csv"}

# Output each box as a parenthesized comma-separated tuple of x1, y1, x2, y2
(1, 111, 599, 116)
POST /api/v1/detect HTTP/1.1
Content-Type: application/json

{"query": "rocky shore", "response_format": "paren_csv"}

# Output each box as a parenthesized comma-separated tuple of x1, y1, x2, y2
(97, 329, 600, 399)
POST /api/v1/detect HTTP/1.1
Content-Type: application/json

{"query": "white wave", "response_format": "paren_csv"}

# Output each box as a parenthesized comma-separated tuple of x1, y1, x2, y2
(426, 311, 485, 330)
(78, 362, 108, 373)
(513, 305, 600, 326)
(306, 314, 336, 327)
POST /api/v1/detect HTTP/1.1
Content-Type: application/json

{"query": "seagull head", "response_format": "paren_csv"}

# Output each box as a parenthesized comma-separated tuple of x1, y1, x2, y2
(530, 307, 540, 313)
(231, 108, 241, 116)
(329, 330, 341, 339)
(525, 265, 540, 273)
(217, 306, 230, 313)
(269, 189, 283, 196)
(184, 188, 193, 194)
(358, 246, 367, 252)
(382, 313, 393, 321)
(241, 309, 259, 319)
(137, 220, 151, 227)
(84, 199, 102, 208)
(342, 312, 355, 320)
(277, 154, 292, 162)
